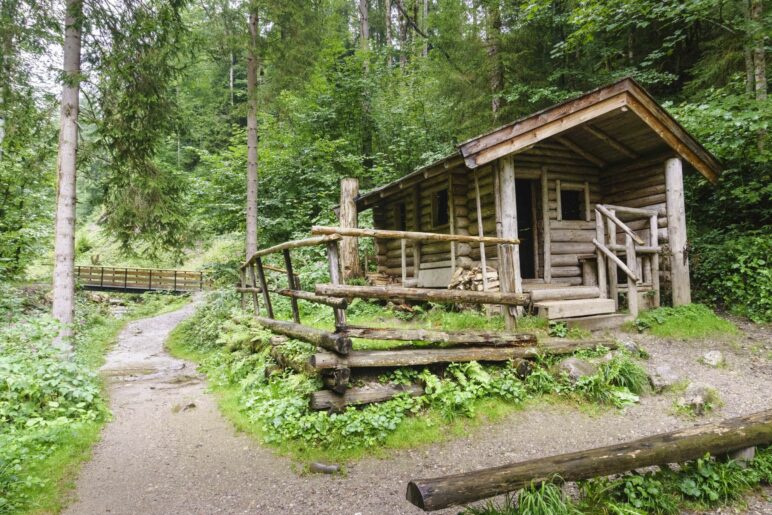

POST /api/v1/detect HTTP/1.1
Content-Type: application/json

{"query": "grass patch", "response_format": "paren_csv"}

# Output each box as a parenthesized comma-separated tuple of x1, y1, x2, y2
(632, 304, 738, 339)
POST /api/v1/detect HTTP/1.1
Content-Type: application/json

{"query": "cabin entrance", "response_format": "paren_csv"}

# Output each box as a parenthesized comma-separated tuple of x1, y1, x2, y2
(515, 179, 540, 280)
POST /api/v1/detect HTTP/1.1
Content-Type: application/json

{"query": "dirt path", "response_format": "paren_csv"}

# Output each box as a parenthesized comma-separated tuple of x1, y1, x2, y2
(66, 307, 771, 514)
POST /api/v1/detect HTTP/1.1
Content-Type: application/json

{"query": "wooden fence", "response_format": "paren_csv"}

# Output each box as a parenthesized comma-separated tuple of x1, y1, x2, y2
(75, 266, 210, 293)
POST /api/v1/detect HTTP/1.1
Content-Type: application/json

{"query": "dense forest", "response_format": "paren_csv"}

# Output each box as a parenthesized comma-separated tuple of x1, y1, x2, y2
(1, 0, 769, 317)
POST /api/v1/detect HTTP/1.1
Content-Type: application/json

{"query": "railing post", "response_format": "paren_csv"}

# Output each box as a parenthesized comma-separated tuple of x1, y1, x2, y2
(238, 268, 247, 310)
(124, 268, 128, 289)
(400, 238, 407, 285)
(606, 209, 618, 310)
(326, 240, 347, 330)
(173, 270, 177, 292)
(625, 233, 639, 317)
(650, 213, 661, 307)
(283, 249, 301, 324)
(100, 266, 104, 288)
(148, 269, 153, 291)
(247, 264, 261, 314)
(594, 209, 607, 298)
(255, 257, 274, 318)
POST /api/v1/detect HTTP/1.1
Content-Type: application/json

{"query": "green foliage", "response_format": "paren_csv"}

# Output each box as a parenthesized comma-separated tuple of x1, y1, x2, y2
(633, 304, 737, 339)
(548, 321, 568, 338)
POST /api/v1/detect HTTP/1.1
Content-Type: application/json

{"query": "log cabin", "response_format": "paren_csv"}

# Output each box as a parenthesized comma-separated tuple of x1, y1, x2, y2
(347, 78, 721, 326)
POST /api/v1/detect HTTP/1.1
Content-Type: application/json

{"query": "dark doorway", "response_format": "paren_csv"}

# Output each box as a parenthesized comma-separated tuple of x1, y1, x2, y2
(516, 179, 537, 279)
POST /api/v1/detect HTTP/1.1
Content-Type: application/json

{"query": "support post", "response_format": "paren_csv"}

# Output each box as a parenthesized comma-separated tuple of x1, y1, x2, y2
(255, 258, 273, 318)
(412, 185, 422, 282)
(400, 238, 407, 284)
(448, 175, 456, 272)
(497, 156, 521, 329)
(665, 158, 691, 305)
(607, 209, 618, 310)
(283, 250, 300, 324)
(339, 178, 362, 281)
(473, 170, 488, 291)
(540, 167, 551, 282)
(326, 241, 347, 330)
(247, 264, 260, 314)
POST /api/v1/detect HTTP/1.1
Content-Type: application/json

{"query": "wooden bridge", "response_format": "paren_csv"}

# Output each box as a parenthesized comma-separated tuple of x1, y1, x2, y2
(75, 266, 210, 294)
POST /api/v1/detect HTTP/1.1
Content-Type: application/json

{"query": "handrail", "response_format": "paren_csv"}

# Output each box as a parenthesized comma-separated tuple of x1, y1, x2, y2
(242, 234, 341, 269)
(596, 205, 645, 245)
(592, 239, 640, 282)
(310, 226, 520, 245)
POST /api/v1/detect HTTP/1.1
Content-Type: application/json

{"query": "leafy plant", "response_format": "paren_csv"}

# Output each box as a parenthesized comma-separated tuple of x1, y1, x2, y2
(548, 321, 568, 338)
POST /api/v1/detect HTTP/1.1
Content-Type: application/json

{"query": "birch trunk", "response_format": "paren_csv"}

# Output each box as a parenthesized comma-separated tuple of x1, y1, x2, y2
(52, 0, 82, 354)
(245, 5, 259, 260)
(358, 0, 369, 51)
(751, 0, 767, 101)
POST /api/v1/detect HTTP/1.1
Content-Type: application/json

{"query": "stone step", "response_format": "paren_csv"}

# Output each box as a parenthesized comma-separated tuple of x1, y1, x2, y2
(535, 298, 616, 320)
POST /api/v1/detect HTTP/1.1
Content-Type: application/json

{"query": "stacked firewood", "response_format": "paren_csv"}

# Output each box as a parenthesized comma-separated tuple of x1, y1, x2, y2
(366, 272, 399, 286)
(448, 266, 500, 292)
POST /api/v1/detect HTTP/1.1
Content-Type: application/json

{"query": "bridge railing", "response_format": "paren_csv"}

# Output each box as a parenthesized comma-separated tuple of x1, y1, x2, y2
(75, 266, 210, 293)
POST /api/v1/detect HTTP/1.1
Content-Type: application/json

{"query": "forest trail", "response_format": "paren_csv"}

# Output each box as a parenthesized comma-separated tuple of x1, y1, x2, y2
(65, 305, 772, 514)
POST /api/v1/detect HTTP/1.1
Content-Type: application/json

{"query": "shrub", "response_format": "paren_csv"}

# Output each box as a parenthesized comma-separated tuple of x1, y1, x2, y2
(691, 232, 771, 323)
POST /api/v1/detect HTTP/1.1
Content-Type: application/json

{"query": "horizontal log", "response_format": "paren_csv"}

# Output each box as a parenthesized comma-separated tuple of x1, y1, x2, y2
(596, 205, 645, 245)
(270, 346, 316, 375)
(276, 289, 348, 309)
(344, 325, 536, 347)
(406, 408, 772, 511)
(236, 286, 262, 293)
(592, 239, 640, 282)
(310, 339, 616, 369)
(311, 226, 519, 245)
(255, 316, 352, 355)
(529, 286, 600, 302)
(244, 235, 341, 266)
(321, 367, 351, 394)
(310, 383, 425, 411)
(315, 284, 529, 306)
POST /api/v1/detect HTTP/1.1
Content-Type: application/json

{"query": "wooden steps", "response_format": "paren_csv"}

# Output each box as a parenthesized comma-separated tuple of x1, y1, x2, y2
(559, 313, 634, 331)
(529, 286, 600, 302)
(535, 298, 616, 319)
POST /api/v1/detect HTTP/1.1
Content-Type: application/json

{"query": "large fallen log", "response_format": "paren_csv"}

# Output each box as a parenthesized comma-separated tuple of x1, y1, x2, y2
(255, 316, 352, 355)
(310, 340, 615, 369)
(315, 284, 529, 306)
(343, 325, 535, 347)
(310, 383, 425, 411)
(406, 408, 772, 511)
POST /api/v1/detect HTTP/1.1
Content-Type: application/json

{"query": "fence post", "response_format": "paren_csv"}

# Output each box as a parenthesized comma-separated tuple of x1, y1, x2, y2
(100, 267, 104, 288)
(124, 268, 128, 289)
(283, 249, 301, 324)
(326, 240, 347, 330)
(149, 269, 153, 291)
(255, 257, 274, 318)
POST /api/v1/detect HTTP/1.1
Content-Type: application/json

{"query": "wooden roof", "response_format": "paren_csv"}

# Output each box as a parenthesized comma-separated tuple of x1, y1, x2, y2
(357, 78, 720, 210)
(459, 78, 721, 181)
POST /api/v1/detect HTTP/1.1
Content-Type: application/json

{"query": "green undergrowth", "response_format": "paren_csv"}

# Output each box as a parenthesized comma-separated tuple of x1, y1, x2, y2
(465, 447, 772, 515)
(167, 290, 650, 463)
(0, 285, 187, 514)
(631, 304, 738, 340)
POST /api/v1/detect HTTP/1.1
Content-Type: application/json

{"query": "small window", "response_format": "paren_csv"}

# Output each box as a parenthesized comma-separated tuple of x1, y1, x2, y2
(560, 189, 583, 221)
(432, 189, 449, 227)
(393, 202, 407, 231)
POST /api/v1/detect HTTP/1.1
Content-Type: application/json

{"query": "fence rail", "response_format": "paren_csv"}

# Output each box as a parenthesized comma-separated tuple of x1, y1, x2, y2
(75, 266, 210, 293)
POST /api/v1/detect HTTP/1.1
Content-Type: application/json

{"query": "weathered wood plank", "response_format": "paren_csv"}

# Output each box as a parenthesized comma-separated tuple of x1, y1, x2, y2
(343, 325, 536, 347)
(310, 383, 425, 411)
(311, 226, 519, 245)
(256, 316, 352, 355)
(315, 284, 529, 306)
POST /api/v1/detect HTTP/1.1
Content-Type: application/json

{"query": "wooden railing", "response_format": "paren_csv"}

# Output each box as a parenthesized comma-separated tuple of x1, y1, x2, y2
(75, 266, 209, 293)
(592, 204, 661, 316)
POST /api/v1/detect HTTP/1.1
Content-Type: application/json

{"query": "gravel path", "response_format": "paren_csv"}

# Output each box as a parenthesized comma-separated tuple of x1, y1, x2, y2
(65, 307, 771, 514)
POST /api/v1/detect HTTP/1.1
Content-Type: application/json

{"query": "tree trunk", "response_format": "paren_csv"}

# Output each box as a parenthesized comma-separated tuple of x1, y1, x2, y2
(358, 0, 369, 51)
(245, 4, 259, 260)
(52, 0, 82, 355)
(486, 0, 504, 121)
(421, 0, 429, 56)
(385, 0, 391, 48)
(398, 0, 408, 68)
(339, 178, 362, 279)
(751, 0, 767, 101)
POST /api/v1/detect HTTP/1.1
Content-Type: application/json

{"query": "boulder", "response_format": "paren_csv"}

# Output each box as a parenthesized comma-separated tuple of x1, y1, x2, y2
(617, 337, 640, 355)
(556, 358, 598, 383)
(701, 350, 725, 368)
(677, 383, 717, 416)
(649, 364, 681, 392)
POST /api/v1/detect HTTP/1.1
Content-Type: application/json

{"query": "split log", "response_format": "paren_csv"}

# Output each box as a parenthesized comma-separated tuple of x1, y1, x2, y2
(310, 383, 425, 411)
(310, 340, 615, 369)
(275, 289, 348, 309)
(406, 408, 772, 511)
(255, 316, 352, 355)
(343, 325, 535, 347)
(315, 284, 529, 306)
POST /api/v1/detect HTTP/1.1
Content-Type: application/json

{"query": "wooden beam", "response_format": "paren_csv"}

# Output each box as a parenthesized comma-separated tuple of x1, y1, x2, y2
(310, 384, 424, 411)
(592, 239, 639, 282)
(596, 205, 645, 245)
(245, 235, 341, 265)
(315, 284, 529, 306)
(255, 316, 352, 355)
(275, 289, 348, 310)
(581, 125, 638, 159)
(406, 408, 772, 511)
(311, 226, 519, 246)
(339, 178, 362, 280)
(498, 156, 520, 329)
(310, 339, 617, 369)
(554, 136, 606, 167)
(283, 250, 300, 323)
(326, 241, 347, 329)
(540, 168, 551, 282)
(343, 325, 536, 347)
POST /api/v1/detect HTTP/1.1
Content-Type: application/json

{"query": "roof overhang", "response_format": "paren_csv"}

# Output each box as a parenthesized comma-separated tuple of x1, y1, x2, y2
(459, 77, 721, 183)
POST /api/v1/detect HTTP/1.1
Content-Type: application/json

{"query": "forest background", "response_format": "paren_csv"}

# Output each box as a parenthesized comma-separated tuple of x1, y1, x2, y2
(1, 0, 770, 322)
